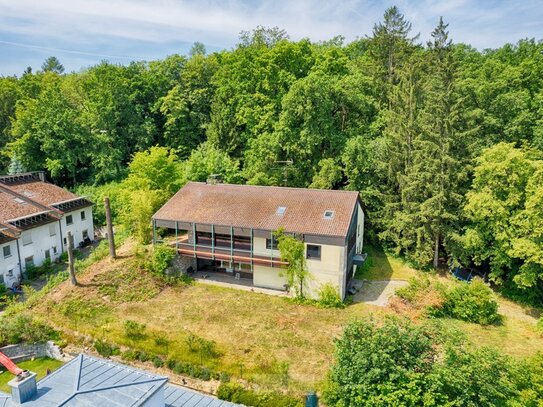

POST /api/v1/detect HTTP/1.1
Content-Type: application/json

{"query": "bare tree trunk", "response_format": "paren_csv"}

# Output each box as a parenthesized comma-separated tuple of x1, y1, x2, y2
(104, 197, 116, 259)
(433, 234, 439, 269)
(67, 231, 77, 286)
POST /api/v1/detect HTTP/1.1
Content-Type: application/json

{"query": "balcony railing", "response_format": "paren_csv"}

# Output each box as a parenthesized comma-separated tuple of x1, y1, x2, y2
(174, 235, 287, 268)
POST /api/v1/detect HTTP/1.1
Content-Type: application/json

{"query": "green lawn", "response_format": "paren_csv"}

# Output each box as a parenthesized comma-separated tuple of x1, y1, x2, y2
(356, 244, 419, 281)
(0, 357, 64, 393)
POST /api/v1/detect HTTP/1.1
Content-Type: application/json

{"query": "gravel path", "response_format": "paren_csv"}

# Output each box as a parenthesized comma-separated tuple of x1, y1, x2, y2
(352, 279, 409, 306)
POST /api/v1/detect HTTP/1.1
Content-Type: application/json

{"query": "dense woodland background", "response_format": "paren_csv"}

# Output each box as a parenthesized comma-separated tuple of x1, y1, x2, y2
(0, 7, 542, 302)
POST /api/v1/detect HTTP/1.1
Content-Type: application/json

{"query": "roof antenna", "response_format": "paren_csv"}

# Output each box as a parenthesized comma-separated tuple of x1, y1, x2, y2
(273, 160, 293, 187)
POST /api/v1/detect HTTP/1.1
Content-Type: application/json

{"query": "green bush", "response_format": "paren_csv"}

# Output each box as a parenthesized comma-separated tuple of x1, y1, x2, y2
(153, 356, 164, 368)
(94, 340, 120, 358)
(147, 245, 176, 275)
(217, 382, 302, 407)
(317, 283, 345, 309)
(0, 314, 57, 346)
(537, 317, 543, 336)
(437, 279, 500, 325)
(396, 275, 432, 302)
(123, 320, 147, 340)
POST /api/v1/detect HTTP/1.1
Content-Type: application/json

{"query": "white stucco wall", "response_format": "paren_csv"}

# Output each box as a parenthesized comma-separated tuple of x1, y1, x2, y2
(60, 207, 94, 250)
(253, 264, 287, 290)
(0, 240, 20, 288)
(305, 243, 346, 300)
(0, 206, 94, 283)
(18, 222, 63, 272)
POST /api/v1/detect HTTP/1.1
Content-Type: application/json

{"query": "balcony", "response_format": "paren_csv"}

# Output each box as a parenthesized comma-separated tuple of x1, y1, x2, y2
(174, 235, 287, 268)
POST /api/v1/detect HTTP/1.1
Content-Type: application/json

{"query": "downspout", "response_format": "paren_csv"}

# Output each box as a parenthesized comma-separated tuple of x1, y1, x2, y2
(16, 238, 23, 276)
(58, 219, 64, 253)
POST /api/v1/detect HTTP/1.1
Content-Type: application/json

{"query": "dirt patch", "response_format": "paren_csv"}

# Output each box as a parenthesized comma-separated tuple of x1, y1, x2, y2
(353, 280, 409, 306)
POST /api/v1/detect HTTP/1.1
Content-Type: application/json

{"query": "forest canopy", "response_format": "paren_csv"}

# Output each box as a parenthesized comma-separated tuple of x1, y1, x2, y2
(1, 7, 542, 301)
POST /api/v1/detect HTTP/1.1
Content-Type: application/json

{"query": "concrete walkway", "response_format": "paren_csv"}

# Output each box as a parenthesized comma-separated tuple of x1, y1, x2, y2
(352, 279, 408, 306)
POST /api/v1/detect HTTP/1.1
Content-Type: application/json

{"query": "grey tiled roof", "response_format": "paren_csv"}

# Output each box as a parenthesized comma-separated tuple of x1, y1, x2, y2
(0, 354, 240, 406)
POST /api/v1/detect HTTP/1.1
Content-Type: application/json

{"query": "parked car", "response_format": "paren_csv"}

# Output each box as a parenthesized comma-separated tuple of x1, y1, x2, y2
(450, 266, 488, 283)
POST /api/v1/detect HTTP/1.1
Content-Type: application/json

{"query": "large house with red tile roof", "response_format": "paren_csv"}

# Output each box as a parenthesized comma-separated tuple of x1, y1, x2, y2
(0, 172, 94, 288)
(153, 181, 365, 299)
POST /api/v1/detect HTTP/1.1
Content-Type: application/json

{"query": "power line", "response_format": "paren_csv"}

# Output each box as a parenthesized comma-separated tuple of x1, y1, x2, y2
(0, 39, 139, 60)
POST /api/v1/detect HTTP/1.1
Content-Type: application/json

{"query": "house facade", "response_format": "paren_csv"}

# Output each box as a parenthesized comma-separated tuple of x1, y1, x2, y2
(0, 172, 94, 288)
(153, 182, 365, 300)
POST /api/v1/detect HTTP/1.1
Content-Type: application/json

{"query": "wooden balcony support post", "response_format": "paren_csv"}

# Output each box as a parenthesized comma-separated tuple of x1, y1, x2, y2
(175, 221, 179, 250)
(192, 223, 196, 258)
(230, 226, 234, 264)
(250, 228, 254, 273)
(211, 224, 215, 261)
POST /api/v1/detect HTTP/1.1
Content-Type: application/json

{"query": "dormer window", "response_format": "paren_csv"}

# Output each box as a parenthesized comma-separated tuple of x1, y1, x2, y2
(276, 206, 287, 215)
(324, 210, 335, 220)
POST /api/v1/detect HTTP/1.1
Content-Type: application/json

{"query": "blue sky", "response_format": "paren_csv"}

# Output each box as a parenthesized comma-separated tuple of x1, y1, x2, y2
(0, 0, 542, 76)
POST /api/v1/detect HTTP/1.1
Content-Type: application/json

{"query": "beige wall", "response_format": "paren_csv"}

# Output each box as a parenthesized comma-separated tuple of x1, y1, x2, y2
(305, 243, 345, 299)
(252, 236, 281, 258)
(253, 264, 287, 290)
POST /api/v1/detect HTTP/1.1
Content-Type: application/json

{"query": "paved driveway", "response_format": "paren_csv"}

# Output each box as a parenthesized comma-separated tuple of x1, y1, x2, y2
(352, 279, 408, 306)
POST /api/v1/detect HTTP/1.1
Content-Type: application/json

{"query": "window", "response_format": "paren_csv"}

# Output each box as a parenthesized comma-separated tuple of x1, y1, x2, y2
(24, 256, 34, 268)
(7, 269, 13, 277)
(81, 210, 86, 221)
(49, 224, 56, 236)
(0, 274, 3, 285)
(276, 206, 287, 215)
(13, 197, 25, 204)
(22, 232, 32, 246)
(234, 236, 251, 250)
(45, 249, 51, 259)
(266, 238, 278, 250)
(82, 230, 89, 240)
(66, 214, 73, 225)
(306, 244, 321, 260)
(63, 237, 67, 245)
(52, 246, 58, 255)
(324, 210, 335, 220)
(3, 245, 11, 258)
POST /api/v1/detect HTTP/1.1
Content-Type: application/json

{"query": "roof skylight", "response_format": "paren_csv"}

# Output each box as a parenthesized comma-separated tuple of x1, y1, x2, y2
(324, 210, 335, 219)
(276, 206, 287, 215)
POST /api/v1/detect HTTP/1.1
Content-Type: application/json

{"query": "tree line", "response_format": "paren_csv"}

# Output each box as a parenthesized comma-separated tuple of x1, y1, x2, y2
(0, 7, 542, 302)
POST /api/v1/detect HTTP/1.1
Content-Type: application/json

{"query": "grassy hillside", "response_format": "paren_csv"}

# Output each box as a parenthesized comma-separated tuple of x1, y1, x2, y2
(25, 241, 543, 396)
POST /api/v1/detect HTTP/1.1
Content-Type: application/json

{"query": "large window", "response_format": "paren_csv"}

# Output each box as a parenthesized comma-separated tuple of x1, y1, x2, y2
(24, 256, 34, 268)
(3, 245, 11, 258)
(66, 214, 73, 225)
(306, 244, 321, 260)
(266, 238, 278, 250)
(81, 210, 86, 221)
(234, 236, 251, 250)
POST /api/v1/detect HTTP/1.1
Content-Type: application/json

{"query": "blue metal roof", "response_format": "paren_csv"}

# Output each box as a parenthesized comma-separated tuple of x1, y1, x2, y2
(0, 354, 239, 406)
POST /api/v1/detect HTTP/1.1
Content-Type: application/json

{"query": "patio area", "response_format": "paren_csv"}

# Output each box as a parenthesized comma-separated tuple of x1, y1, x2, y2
(191, 270, 289, 297)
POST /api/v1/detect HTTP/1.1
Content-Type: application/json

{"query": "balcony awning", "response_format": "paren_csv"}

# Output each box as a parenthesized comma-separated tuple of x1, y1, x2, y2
(353, 253, 368, 266)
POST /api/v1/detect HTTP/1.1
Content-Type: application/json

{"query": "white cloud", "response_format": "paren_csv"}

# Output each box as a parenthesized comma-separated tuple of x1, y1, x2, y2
(0, 0, 542, 74)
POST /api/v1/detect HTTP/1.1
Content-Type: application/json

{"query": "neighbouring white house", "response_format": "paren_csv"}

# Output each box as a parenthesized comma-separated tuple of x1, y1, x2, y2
(0, 172, 94, 288)
(153, 181, 365, 300)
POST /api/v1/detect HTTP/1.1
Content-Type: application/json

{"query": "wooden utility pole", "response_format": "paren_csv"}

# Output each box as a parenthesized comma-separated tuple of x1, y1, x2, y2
(67, 231, 77, 286)
(104, 197, 116, 259)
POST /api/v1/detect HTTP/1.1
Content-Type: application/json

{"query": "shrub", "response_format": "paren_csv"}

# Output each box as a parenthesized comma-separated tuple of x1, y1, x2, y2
(217, 382, 302, 407)
(121, 349, 138, 361)
(537, 317, 543, 336)
(94, 340, 119, 358)
(147, 245, 176, 275)
(317, 283, 345, 308)
(153, 356, 164, 368)
(0, 314, 57, 346)
(396, 275, 433, 302)
(437, 279, 500, 325)
(123, 320, 147, 340)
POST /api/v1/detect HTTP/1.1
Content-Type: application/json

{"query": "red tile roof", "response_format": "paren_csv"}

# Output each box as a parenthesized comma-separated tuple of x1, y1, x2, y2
(7, 180, 79, 206)
(0, 173, 91, 230)
(153, 182, 360, 237)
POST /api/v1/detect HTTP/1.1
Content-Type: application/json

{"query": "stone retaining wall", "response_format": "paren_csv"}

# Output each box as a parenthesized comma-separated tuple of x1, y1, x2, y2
(0, 341, 70, 364)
